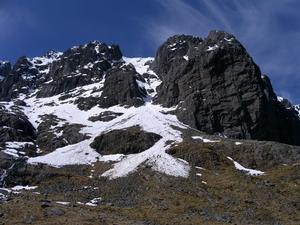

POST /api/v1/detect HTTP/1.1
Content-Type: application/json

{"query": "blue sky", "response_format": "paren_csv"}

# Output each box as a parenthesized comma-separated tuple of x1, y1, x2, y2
(0, 0, 299, 103)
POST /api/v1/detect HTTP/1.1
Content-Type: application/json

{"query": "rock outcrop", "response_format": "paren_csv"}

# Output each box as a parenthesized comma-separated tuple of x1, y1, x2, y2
(88, 111, 123, 122)
(73, 64, 147, 109)
(36, 42, 122, 98)
(0, 61, 11, 81)
(0, 52, 62, 100)
(153, 31, 300, 146)
(167, 142, 231, 170)
(98, 64, 147, 108)
(36, 114, 90, 154)
(0, 104, 36, 168)
(0, 106, 36, 144)
(90, 126, 161, 154)
(0, 42, 122, 100)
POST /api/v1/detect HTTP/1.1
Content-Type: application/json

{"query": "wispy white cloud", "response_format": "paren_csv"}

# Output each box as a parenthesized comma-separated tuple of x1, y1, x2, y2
(201, 0, 233, 32)
(146, 0, 216, 47)
(145, 0, 300, 103)
(0, 4, 37, 41)
(0, 9, 13, 36)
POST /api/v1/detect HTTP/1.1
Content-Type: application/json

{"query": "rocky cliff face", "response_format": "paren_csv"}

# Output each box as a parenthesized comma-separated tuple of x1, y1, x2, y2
(153, 30, 300, 145)
(0, 61, 11, 81)
(36, 42, 122, 98)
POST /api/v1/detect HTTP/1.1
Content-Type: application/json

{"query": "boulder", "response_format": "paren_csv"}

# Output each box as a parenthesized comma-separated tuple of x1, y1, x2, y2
(88, 111, 123, 122)
(0, 108, 36, 143)
(75, 96, 99, 111)
(90, 126, 161, 154)
(167, 142, 231, 170)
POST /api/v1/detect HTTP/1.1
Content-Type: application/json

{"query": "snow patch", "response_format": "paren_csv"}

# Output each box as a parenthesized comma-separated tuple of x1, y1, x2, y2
(293, 104, 300, 118)
(227, 157, 264, 176)
(85, 197, 102, 207)
(28, 51, 62, 75)
(95, 45, 100, 54)
(0, 185, 38, 195)
(56, 201, 70, 205)
(28, 140, 101, 167)
(123, 57, 153, 75)
(3, 142, 34, 158)
(224, 37, 234, 42)
(123, 57, 161, 98)
(192, 136, 220, 143)
(206, 44, 219, 51)
(11, 185, 38, 191)
(183, 55, 189, 61)
(277, 96, 284, 102)
(195, 166, 206, 170)
(168, 43, 177, 48)
(235, 142, 243, 145)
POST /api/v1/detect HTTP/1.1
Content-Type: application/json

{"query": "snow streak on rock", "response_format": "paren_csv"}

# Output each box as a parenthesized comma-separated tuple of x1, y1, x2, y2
(227, 157, 264, 176)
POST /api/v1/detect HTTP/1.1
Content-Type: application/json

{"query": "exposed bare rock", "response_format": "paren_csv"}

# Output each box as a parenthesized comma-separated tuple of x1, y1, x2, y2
(36, 114, 90, 154)
(88, 111, 123, 122)
(90, 126, 161, 154)
(36, 42, 121, 98)
(98, 65, 147, 108)
(153, 31, 300, 146)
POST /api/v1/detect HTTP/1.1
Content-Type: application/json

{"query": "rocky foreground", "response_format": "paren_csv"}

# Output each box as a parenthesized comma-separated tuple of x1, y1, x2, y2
(0, 31, 299, 224)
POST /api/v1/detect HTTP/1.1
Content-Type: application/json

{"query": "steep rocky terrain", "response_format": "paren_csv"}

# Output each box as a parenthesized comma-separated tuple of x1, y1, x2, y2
(0, 31, 299, 225)
(153, 31, 300, 145)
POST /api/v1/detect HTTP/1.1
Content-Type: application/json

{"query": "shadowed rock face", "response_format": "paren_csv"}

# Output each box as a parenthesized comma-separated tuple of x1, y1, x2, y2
(153, 31, 300, 146)
(98, 64, 147, 108)
(0, 61, 11, 80)
(0, 107, 36, 143)
(36, 114, 90, 154)
(0, 42, 122, 100)
(36, 42, 122, 98)
(72, 64, 147, 109)
(0, 106, 37, 164)
(0, 53, 58, 100)
(90, 126, 161, 154)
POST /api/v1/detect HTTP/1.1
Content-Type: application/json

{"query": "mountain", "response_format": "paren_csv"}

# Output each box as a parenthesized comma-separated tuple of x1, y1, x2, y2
(153, 31, 300, 145)
(0, 31, 299, 225)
